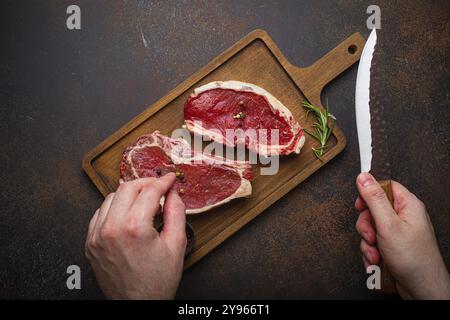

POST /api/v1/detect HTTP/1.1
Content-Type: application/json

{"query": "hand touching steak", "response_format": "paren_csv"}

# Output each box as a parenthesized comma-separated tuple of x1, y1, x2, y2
(120, 131, 253, 214)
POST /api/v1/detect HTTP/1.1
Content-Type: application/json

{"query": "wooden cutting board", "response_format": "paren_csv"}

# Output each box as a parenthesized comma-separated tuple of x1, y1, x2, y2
(82, 29, 365, 269)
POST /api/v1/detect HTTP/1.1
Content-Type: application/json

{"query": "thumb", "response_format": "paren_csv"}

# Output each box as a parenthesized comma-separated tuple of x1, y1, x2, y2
(356, 172, 398, 230)
(161, 189, 187, 253)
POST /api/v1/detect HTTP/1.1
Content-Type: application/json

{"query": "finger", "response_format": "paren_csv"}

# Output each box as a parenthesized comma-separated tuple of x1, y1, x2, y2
(106, 177, 160, 222)
(125, 173, 177, 225)
(94, 192, 115, 229)
(354, 196, 367, 212)
(360, 239, 380, 265)
(356, 172, 398, 229)
(161, 189, 186, 253)
(391, 180, 413, 199)
(86, 209, 100, 252)
(363, 255, 371, 270)
(356, 209, 377, 245)
(391, 180, 424, 214)
(87, 209, 100, 238)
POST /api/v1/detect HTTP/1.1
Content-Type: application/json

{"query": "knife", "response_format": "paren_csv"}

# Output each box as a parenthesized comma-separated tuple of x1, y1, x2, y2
(355, 28, 396, 293)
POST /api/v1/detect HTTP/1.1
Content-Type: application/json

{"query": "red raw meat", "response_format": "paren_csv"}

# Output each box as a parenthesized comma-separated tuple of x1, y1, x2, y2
(120, 131, 253, 214)
(184, 81, 305, 157)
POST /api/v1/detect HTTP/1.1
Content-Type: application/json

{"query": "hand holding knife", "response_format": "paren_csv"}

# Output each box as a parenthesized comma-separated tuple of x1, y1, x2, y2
(355, 28, 396, 293)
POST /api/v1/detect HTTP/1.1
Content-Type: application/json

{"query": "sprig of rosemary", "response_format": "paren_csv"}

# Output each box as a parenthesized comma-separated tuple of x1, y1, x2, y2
(302, 99, 336, 160)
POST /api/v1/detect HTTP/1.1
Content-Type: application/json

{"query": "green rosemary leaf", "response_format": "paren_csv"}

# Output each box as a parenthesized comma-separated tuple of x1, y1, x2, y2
(303, 128, 320, 141)
(326, 118, 335, 141)
(302, 99, 336, 160)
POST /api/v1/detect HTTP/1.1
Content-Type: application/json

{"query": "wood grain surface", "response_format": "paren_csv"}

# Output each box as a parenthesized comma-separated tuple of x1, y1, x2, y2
(83, 30, 364, 269)
(378, 180, 397, 293)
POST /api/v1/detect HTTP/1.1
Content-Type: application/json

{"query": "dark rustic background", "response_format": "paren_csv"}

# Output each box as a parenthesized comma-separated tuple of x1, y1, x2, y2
(1, 0, 448, 299)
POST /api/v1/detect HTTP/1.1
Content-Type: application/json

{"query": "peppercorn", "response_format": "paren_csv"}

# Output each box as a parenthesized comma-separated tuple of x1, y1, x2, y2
(175, 170, 185, 179)
(233, 111, 246, 119)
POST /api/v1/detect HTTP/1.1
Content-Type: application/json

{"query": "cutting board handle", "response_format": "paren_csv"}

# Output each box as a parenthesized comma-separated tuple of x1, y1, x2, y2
(289, 32, 366, 106)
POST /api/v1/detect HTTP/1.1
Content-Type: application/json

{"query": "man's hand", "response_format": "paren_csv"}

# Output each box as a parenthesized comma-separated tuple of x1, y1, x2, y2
(85, 173, 186, 299)
(355, 172, 450, 299)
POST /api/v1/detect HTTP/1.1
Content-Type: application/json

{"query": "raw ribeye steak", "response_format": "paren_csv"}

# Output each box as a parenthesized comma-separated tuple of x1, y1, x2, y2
(184, 81, 305, 157)
(120, 131, 253, 214)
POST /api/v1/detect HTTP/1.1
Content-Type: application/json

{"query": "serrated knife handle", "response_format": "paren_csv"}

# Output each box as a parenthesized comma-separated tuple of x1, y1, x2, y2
(377, 180, 397, 293)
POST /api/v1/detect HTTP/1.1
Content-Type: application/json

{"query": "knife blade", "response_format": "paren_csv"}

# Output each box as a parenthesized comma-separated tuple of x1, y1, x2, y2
(355, 28, 396, 293)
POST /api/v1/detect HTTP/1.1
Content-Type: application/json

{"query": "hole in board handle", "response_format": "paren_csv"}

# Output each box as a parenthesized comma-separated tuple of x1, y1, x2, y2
(348, 45, 357, 55)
